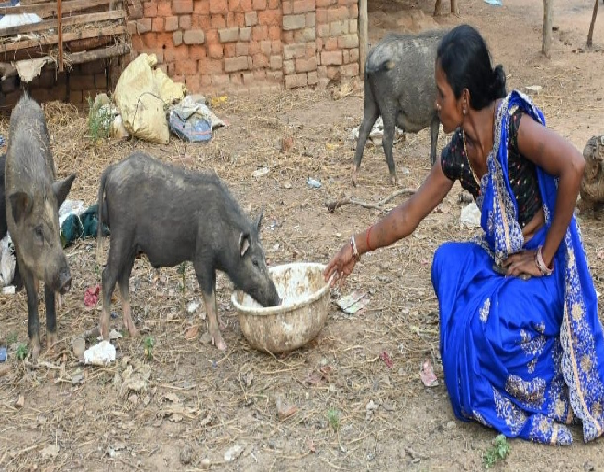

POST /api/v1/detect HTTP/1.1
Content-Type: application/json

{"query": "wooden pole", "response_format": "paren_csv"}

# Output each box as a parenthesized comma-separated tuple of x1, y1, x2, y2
(58, 0, 63, 71)
(587, 0, 599, 48)
(359, 0, 367, 79)
(542, 0, 553, 58)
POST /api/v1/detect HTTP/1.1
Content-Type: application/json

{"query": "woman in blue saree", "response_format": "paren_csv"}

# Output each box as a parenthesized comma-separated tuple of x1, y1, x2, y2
(324, 24, 604, 445)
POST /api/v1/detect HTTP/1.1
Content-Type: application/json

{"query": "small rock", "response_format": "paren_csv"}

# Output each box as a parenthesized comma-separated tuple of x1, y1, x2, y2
(200, 459, 212, 469)
(71, 373, 84, 385)
(186, 301, 200, 314)
(224, 444, 244, 462)
(185, 325, 199, 340)
(283, 181, 292, 189)
(446, 421, 456, 430)
(109, 329, 122, 340)
(71, 337, 85, 360)
(200, 332, 212, 345)
(252, 167, 270, 178)
(15, 394, 24, 408)
(41, 444, 60, 459)
(180, 444, 194, 465)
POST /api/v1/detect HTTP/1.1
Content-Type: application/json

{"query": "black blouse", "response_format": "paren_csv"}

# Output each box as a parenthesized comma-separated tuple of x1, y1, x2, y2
(440, 109, 542, 228)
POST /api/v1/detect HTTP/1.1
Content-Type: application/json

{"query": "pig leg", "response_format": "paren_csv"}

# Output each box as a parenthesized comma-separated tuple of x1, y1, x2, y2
(196, 267, 226, 351)
(381, 110, 399, 186)
(352, 84, 380, 187)
(44, 285, 58, 350)
(117, 256, 138, 338)
(22, 267, 41, 361)
(430, 115, 440, 167)
(99, 241, 124, 340)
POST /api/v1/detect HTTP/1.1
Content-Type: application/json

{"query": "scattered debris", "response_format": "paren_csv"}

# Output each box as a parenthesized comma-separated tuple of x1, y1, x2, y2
(379, 351, 394, 368)
(71, 337, 85, 360)
(326, 187, 416, 213)
(186, 300, 200, 314)
(84, 340, 116, 366)
(252, 166, 270, 178)
(460, 202, 482, 229)
(307, 177, 322, 189)
(185, 325, 199, 340)
(420, 359, 439, 387)
(40, 444, 60, 459)
(0, 234, 16, 287)
(84, 285, 100, 307)
(337, 291, 370, 314)
(276, 396, 298, 420)
(0, 346, 6, 362)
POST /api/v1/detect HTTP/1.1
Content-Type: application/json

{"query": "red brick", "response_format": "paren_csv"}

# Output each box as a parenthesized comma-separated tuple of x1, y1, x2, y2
(152, 17, 164, 32)
(283, 0, 293, 14)
(326, 66, 340, 80)
(226, 12, 238, 27)
(185, 74, 201, 93)
(321, 50, 342, 65)
(228, 0, 240, 11)
(268, 0, 279, 8)
(173, 30, 183, 45)
(127, 19, 138, 35)
(252, 0, 267, 9)
(341, 63, 359, 76)
(200, 75, 212, 87)
(283, 59, 295, 74)
(131, 35, 144, 51)
(350, 3, 358, 19)
(224, 43, 236, 57)
(270, 55, 282, 69)
(315, 37, 322, 50)
(316, 8, 327, 23)
(195, 0, 211, 13)
(251, 25, 268, 41)
(136, 18, 152, 33)
(307, 71, 318, 85)
(350, 48, 359, 63)
(252, 69, 266, 80)
(285, 73, 307, 89)
(271, 40, 281, 53)
(283, 31, 294, 42)
(240, 0, 252, 11)
(260, 40, 271, 56)
(165, 16, 179, 31)
(208, 43, 224, 58)
(236, 42, 249, 56)
(296, 56, 316, 72)
(342, 49, 349, 64)
(316, 0, 334, 5)
(249, 42, 260, 54)
(266, 70, 283, 82)
(157, 1, 172, 16)
(173, 0, 194, 13)
(245, 11, 258, 26)
(225, 56, 250, 72)
(206, 29, 219, 43)
(230, 73, 244, 85)
(144, 2, 158, 17)
(210, 0, 228, 13)
(193, 14, 212, 28)
(211, 14, 226, 28)
(128, 2, 144, 19)
(164, 46, 190, 62)
(189, 45, 207, 59)
(175, 59, 198, 75)
(235, 12, 246, 26)
(212, 74, 230, 85)
(172, 74, 185, 84)
(184, 29, 206, 43)
(199, 58, 224, 74)
(258, 9, 281, 26)
(325, 37, 338, 50)
(294, 0, 315, 13)
(242, 72, 254, 84)
(180, 14, 192, 29)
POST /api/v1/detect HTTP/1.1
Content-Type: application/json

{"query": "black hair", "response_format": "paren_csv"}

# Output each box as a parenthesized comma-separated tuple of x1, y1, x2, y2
(436, 24, 507, 110)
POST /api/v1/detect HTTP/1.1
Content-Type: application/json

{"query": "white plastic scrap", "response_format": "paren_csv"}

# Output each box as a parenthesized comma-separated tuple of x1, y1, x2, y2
(460, 202, 481, 229)
(84, 340, 116, 366)
(0, 234, 16, 288)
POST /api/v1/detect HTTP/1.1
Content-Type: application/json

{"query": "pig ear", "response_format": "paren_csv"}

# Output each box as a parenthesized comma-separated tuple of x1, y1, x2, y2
(239, 232, 251, 257)
(52, 173, 76, 208)
(9, 190, 33, 223)
(255, 208, 264, 231)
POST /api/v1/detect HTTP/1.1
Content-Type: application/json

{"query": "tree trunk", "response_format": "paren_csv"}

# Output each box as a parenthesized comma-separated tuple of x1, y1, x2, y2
(587, 0, 599, 48)
(359, 0, 368, 79)
(542, 0, 554, 58)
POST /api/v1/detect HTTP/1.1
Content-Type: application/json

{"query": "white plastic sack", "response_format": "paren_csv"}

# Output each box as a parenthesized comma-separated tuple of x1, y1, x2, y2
(114, 54, 170, 144)
(460, 202, 481, 229)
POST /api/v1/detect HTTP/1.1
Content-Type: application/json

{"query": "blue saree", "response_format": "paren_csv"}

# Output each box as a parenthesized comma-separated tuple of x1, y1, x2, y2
(431, 90, 604, 445)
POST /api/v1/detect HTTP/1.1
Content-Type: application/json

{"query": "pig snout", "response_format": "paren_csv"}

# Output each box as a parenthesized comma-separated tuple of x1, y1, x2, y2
(58, 269, 72, 295)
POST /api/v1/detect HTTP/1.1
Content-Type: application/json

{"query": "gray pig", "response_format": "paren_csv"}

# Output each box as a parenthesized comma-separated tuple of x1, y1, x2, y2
(352, 29, 448, 186)
(96, 151, 281, 351)
(5, 94, 76, 361)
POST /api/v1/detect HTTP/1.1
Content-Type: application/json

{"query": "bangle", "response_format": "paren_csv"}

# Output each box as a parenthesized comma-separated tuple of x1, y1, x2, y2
(535, 245, 554, 276)
(366, 225, 374, 252)
(350, 236, 361, 261)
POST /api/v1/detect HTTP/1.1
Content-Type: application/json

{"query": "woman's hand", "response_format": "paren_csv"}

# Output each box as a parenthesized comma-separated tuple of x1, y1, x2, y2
(501, 250, 544, 278)
(324, 241, 357, 288)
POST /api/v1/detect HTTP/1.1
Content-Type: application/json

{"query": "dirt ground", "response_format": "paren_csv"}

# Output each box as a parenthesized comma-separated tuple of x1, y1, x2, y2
(1, 0, 604, 470)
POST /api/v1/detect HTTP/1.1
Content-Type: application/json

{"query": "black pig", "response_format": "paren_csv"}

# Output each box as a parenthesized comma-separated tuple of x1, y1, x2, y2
(96, 151, 281, 351)
(5, 94, 76, 361)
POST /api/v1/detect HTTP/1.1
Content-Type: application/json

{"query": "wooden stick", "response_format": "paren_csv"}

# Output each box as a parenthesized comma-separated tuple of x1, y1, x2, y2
(0, 10, 126, 40)
(325, 188, 416, 213)
(0, 0, 112, 19)
(542, 0, 554, 58)
(58, 0, 63, 72)
(359, 0, 368, 79)
(587, 0, 599, 48)
(0, 25, 126, 53)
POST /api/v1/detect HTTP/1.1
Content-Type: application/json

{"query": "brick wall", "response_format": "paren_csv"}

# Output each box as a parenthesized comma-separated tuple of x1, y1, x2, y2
(130, 0, 360, 93)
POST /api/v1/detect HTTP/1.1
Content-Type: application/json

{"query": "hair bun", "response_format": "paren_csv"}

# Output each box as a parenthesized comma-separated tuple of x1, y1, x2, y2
(491, 65, 507, 99)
